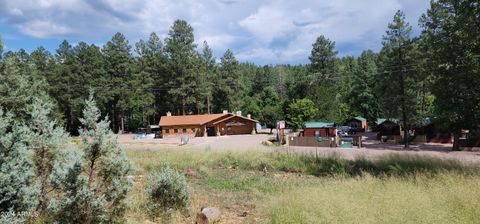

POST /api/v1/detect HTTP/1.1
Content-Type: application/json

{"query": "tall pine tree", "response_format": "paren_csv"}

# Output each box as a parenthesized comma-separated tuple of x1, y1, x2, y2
(379, 10, 420, 148)
(164, 20, 199, 115)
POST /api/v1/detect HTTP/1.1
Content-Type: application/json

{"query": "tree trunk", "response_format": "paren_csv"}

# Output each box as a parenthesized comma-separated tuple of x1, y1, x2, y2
(182, 97, 186, 115)
(452, 132, 460, 151)
(111, 105, 116, 133)
(207, 95, 211, 114)
(120, 112, 125, 134)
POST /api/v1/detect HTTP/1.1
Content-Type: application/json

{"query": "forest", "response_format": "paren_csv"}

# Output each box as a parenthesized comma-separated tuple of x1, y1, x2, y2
(0, 1, 479, 150)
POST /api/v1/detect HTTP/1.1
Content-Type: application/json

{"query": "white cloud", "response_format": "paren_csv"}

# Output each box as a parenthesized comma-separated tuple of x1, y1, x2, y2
(17, 20, 73, 38)
(0, 0, 430, 64)
(238, 6, 295, 44)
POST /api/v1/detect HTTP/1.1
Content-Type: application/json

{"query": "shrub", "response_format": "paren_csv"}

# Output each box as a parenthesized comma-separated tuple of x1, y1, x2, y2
(0, 110, 37, 212)
(145, 166, 189, 216)
(51, 93, 132, 223)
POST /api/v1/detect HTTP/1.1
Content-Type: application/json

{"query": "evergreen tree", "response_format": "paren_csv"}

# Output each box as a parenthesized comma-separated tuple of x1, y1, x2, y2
(307, 35, 339, 121)
(379, 10, 420, 148)
(164, 20, 199, 115)
(198, 41, 216, 114)
(309, 35, 338, 80)
(27, 99, 74, 214)
(421, 0, 480, 150)
(140, 33, 170, 121)
(132, 38, 156, 128)
(0, 35, 3, 60)
(215, 49, 243, 112)
(48, 40, 79, 133)
(54, 93, 132, 223)
(102, 33, 134, 132)
(0, 109, 37, 212)
(350, 50, 379, 121)
(0, 57, 51, 121)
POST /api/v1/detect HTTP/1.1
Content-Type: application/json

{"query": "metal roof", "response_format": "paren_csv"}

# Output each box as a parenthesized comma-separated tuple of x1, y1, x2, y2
(375, 118, 400, 125)
(304, 122, 335, 128)
(354, 116, 366, 121)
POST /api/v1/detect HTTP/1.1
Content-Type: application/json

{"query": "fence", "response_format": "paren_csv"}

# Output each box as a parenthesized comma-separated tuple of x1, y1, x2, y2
(288, 136, 337, 147)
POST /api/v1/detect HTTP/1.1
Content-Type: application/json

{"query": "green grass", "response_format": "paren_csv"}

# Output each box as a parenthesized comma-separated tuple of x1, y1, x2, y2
(125, 149, 480, 223)
(128, 150, 474, 177)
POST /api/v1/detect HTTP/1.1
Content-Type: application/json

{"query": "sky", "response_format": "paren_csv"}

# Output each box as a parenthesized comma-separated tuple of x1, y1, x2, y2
(0, 0, 430, 65)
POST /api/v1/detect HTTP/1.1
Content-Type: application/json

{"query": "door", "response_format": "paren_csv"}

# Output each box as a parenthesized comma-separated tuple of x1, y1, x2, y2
(206, 127, 216, 136)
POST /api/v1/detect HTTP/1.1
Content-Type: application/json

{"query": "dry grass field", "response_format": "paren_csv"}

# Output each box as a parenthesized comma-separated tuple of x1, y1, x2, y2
(124, 148, 480, 224)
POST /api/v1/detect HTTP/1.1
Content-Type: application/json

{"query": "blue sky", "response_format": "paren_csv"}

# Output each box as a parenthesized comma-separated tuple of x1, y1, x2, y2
(0, 0, 430, 65)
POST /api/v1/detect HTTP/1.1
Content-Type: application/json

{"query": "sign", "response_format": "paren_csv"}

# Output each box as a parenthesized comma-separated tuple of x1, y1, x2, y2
(278, 120, 286, 129)
(226, 121, 245, 127)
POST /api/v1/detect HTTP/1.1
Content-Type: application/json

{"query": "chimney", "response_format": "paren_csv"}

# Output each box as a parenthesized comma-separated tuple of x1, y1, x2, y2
(223, 110, 228, 114)
(247, 114, 251, 119)
(236, 111, 242, 116)
(166, 111, 172, 116)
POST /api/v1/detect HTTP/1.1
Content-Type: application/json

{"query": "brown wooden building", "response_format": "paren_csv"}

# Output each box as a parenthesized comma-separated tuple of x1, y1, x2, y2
(345, 116, 367, 132)
(303, 122, 336, 137)
(159, 112, 258, 138)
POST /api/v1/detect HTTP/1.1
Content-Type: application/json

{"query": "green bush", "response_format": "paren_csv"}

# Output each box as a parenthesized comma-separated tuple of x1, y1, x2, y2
(145, 166, 189, 216)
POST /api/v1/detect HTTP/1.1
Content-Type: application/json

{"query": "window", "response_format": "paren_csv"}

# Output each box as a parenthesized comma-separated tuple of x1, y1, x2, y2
(165, 129, 170, 134)
(182, 128, 187, 133)
(174, 129, 178, 133)
(315, 130, 320, 137)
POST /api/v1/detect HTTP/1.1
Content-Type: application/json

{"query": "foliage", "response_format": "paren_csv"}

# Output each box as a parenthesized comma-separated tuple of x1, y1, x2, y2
(52, 93, 132, 223)
(145, 166, 190, 216)
(165, 20, 199, 115)
(0, 110, 37, 212)
(0, 57, 52, 121)
(0, 8, 478, 150)
(286, 99, 318, 131)
(307, 35, 341, 121)
(214, 49, 243, 112)
(421, 0, 480, 150)
(377, 10, 421, 148)
(27, 99, 75, 215)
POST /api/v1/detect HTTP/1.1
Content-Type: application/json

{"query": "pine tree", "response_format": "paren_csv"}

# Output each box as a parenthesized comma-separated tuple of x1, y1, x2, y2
(350, 50, 379, 121)
(103, 32, 134, 132)
(0, 35, 3, 60)
(215, 49, 242, 112)
(198, 41, 216, 114)
(132, 37, 156, 127)
(421, 0, 480, 150)
(164, 20, 199, 115)
(143, 32, 170, 121)
(307, 35, 339, 121)
(0, 57, 52, 121)
(379, 10, 420, 148)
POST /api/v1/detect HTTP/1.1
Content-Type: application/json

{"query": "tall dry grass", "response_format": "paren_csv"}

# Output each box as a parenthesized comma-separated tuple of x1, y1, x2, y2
(125, 149, 480, 223)
(268, 173, 480, 224)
